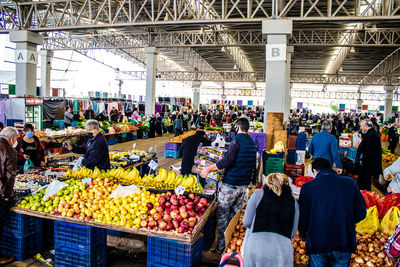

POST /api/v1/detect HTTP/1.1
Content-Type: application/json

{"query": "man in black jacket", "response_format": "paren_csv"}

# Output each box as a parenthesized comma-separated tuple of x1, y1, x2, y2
(66, 120, 110, 170)
(179, 131, 211, 175)
(388, 123, 399, 154)
(356, 119, 382, 190)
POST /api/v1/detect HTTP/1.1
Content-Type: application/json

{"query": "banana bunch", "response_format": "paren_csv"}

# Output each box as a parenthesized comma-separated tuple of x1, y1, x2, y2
(108, 167, 140, 185)
(63, 167, 93, 179)
(109, 151, 131, 160)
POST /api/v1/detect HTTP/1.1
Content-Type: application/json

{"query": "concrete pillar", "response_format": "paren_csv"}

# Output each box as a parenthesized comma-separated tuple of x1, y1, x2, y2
(385, 86, 395, 121)
(262, 19, 293, 133)
(192, 81, 201, 111)
(9, 31, 43, 97)
(39, 49, 53, 97)
(144, 47, 159, 116)
(284, 46, 294, 122)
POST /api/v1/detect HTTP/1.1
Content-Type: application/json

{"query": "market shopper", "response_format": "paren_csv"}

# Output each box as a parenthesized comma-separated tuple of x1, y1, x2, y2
(299, 158, 366, 267)
(173, 115, 184, 137)
(16, 124, 46, 169)
(200, 118, 257, 253)
(130, 108, 140, 121)
(155, 114, 163, 136)
(65, 120, 110, 170)
(0, 127, 18, 264)
(179, 131, 211, 176)
(388, 123, 399, 154)
(356, 119, 383, 191)
(110, 107, 119, 123)
(241, 173, 299, 266)
(84, 105, 96, 120)
(64, 107, 73, 128)
(308, 120, 343, 173)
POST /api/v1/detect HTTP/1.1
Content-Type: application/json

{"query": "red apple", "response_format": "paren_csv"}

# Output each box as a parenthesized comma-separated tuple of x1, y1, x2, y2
(170, 210, 178, 219)
(153, 213, 162, 221)
(193, 200, 199, 206)
(148, 220, 157, 229)
(186, 202, 193, 210)
(180, 220, 189, 229)
(140, 213, 148, 220)
(179, 199, 185, 206)
(171, 204, 178, 211)
(155, 205, 164, 213)
(194, 205, 201, 212)
(158, 196, 166, 205)
(187, 210, 195, 217)
(84, 216, 91, 221)
(177, 195, 185, 201)
(181, 211, 188, 219)
(195, 196, 200, 202)
(166, 221, 174, 231)
(172, 220, 180, 229)
(166, 191, 173, 196)
(158, 220, 167, 230)
(165, 202, 171, 208)
(184, 199, 190, 205)
(165, 195, 171, 201)
(163, 214, 172, 221)
(179, 206, 187, 213)
(146, 202, 154, 210)
(178, 226, 185, 233)
(73, 214, 79, 219)
(164, 208, 171, 215)
(200, 198, 208, 205)
(201, 207, 206, 213)
(188, 217, 197, 227)
(196, 213, 202, 221)
(188, 193, 195, 200)
(175, 215, 183, 222)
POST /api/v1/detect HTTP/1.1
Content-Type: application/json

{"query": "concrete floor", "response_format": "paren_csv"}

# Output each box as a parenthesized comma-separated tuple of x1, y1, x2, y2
(5, 132, 221, 267)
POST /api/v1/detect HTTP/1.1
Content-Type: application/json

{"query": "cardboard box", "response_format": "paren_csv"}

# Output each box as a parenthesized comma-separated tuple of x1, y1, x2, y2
(224, 210, 244, 254)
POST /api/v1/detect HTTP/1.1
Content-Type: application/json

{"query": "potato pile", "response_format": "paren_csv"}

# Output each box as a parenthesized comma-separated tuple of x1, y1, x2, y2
(351, 233, 392, 267)
(226, 211, 246, 254)
(292, 233, 309, 265)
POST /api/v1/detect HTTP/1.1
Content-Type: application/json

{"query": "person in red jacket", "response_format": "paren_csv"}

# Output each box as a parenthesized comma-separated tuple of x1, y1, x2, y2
(16, 124, 46, 169)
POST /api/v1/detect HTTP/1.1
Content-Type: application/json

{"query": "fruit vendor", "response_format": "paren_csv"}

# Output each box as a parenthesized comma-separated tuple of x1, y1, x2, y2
(298, 158, 366, 267)
(16, 123, 46, 169)
(179, 130, 211, 176)
(200, 118, 257, 253)
(65, 120, 110, 170)
(0, 127, 19, 264)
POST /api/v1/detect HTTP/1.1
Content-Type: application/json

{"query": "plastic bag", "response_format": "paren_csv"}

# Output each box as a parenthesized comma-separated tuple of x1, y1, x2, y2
(212, 134, 226, 148)
(43, 180, 69, 201)
(273, 141, 285, 152)
(356, 206, 380, 234)
(380, 207, 400, 235)
(307, 163, 315, 177)
(73, 156, 84, 172)
(353, 133, 362, 149)
(23, 159, 35, 173)
(109, 185, 140, 198)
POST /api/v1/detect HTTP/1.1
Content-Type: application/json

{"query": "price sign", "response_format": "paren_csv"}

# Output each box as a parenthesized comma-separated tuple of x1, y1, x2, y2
(149, 160, 158, 170)
(201, 160, 206, 166)
(175, 185, 186, 196)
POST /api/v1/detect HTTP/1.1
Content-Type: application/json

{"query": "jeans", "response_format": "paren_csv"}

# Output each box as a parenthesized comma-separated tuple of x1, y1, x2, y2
(310, 251, 352, 267)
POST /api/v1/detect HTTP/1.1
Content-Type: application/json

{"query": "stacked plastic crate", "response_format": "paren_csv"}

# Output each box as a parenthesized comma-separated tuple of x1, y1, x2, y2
(54, 221, 107, 267)
(263, 150, 285, 176)
(0, 213, 43, 261)
(164, 143, 181, 159)
(284, 133, 306, 178)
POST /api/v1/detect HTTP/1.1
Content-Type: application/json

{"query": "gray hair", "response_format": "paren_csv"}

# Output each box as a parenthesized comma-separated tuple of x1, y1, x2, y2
(362, 119, 373, 128)
(0, 127, 19, 138)
(85, 119, 99, 130)
(322, 120, 332, 130)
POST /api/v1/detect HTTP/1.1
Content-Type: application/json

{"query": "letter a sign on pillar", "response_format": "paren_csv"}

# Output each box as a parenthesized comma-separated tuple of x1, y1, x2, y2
(266, 44, 286, 61)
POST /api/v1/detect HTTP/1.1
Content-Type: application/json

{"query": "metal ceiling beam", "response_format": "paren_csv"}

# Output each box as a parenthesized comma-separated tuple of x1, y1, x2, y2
(42, 29, 400, 50)
(200, 87, 400, 100)
(1, 0, 399, 32)
(120, 70, 400, 85)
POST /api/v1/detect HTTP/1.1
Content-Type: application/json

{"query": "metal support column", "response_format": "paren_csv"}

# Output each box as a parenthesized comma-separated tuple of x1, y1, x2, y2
(39, 49, 53, 97)
(385, 86, 395, 121)
(262, 20, 293, 132)
(192, 81, 201, 111)
(144, 47, 159, 116)
(10, 31, 43, 96)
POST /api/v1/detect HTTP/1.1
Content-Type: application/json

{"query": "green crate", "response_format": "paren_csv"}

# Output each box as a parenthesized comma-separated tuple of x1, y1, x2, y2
(264, 158, 285, 176)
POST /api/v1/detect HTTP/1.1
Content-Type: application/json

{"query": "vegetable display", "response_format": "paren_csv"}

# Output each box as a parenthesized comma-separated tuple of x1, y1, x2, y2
(294, 176, 313, 188)
(351, 233, 392, 267)
(226, 211, 246, 254)
(361, 190, 400, 219)
(292, 233, 309, 265)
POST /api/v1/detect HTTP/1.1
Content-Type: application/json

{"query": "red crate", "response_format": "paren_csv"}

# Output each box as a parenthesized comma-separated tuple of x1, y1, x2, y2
(284, 162, 305, 178)
(288, 135, 297, 150)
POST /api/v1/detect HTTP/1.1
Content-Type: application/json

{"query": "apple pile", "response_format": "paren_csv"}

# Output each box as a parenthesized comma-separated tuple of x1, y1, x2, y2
(141, 192, 210, 234)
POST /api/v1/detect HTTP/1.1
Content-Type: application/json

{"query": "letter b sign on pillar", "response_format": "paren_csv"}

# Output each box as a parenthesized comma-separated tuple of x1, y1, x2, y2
(266, 44, 286, 61)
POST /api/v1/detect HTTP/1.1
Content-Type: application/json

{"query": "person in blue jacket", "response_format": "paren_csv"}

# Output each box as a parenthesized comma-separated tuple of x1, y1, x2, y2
(299, 157, 366, 267)
(308, 120, 343, 174)
(65, 120, 110, 170)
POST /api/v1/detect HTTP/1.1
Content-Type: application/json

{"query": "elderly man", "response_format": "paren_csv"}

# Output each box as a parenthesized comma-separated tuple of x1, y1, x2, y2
(308, 120, 343, 174)
(0, 127, 19, 264)
(84, 105, 96, 120)
(66, 120, 110, 170)
(356, 119, 382, 191)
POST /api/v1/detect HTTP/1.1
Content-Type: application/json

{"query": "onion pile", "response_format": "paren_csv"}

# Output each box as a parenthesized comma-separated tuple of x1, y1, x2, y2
(350, 233, 392, 267)
(226, 211, 246, 254)
(292, 233, 309, 265)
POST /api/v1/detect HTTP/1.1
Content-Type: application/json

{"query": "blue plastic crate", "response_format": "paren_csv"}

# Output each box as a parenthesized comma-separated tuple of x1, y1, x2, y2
(262, 151, 284, 164)
(2, 212, 42, 238)
(54, 221, 107, 252)
(296, 133, 308, 150)
(348, 147, 357, 163)
(43, 219, 54, 248)
(339, 147, 349, 156)
(147, 235, 203, 267)
(128, 134, 137, 141)
(107, 138, 118, 146)
(107, 230, 123, 237)
(55, 245, 107, 267)
(286, 150, 298, 164)
(202, 212, 216, 251)
(164, 150, 180, 159)
(0, 231, 43, 261)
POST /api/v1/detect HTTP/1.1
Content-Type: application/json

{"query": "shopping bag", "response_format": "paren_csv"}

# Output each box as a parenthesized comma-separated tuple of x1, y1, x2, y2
(356, 206, 379, 234)
(72, 156, 84, 172)
(380, 207, 400, 235)
(23, 159, 35, 172)
(273, 141, 285, 152)
(307, 163, 315, 177)
(353, 133, 362, 149)
(212, 134, 226, 148)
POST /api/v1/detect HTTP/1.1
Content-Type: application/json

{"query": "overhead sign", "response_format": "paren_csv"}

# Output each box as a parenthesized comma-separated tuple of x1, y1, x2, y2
(339, 104, 345, 111)
(297, 102, 303, 108)
(362, 105, 368, 111)
(26, 98, 43, 105)
(15, 50, 38, 64)
(266, 44, 286, 61)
